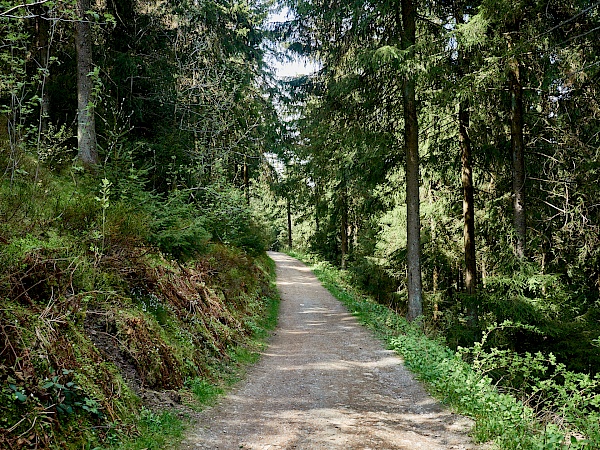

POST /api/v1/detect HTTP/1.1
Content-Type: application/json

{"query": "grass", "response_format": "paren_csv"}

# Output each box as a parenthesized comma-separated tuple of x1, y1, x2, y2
(108, 409, 185, 450)
(186, 378, 224, 405)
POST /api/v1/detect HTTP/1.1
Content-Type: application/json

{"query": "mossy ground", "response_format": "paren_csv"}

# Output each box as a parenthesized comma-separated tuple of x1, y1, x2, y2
(0, 172, 279, 449)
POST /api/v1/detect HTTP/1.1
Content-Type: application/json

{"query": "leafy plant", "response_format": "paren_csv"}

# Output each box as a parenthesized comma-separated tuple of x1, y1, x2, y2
(92, 177, 112, 262)
(40, 369, 103, 417)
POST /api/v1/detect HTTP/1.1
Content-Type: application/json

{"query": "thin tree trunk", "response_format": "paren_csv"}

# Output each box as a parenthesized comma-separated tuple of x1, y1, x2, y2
(243, 157, 250, 205)
(401, 0, 423, 322)
(75, 0, 98, 166)
(432, 266, 439, 320)
(455, 12, 477, 296)
(460, 102, 476, 294)
(315, 184, 320, 233)
(35, 6, 50, 137)
(287, 197, 292, 249)
(32, 5, 51, 182)
(508, 40, 526, 259)
(340, 183, 348, 269)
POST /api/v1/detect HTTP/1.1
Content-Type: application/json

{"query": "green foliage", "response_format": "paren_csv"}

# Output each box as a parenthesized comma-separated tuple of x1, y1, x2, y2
(348, 257, 401, 306)
(459, 321, 600, 445)
(33, 123, 75, 169)
(434, 262, 600, 376)
(40, 369, 104, 417)
(0, 237, 278, 448)
(148, 190, 212, 260)
(201, 184, 269, 255)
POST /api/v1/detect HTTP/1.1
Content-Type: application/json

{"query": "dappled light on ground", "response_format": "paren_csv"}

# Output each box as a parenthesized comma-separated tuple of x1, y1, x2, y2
(181, 252, 478, 450)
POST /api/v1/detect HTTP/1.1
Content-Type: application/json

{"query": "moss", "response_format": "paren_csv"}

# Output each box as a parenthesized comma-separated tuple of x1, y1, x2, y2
(0, 168, 279, 448)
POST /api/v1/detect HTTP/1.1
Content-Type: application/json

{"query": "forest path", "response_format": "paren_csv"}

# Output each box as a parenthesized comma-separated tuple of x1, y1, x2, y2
(180, 252, 478, 449)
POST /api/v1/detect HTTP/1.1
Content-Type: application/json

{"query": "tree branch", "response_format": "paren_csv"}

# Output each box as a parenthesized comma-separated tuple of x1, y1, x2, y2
(0, 0, 51, 17)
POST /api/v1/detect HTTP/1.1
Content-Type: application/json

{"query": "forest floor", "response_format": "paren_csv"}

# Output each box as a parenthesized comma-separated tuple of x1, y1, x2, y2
(180, 252, 480, 449)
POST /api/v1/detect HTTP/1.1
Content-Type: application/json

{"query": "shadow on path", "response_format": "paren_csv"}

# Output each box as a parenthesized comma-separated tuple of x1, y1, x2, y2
(180, 252, 478, 450)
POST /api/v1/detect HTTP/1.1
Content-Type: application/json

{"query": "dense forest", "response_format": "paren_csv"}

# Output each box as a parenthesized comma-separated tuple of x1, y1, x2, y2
(1, 0, 281, 447)
(1, 0, 599, 448)
(266, 0, 600, 370)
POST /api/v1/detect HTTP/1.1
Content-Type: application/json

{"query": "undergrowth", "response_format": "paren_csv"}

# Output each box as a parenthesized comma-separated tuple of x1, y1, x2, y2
(289, 250, 600, 450)
(0, 167, 279, 449)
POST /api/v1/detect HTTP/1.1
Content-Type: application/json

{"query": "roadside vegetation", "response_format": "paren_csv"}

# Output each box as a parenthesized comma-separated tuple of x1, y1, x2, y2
(0, 165, 279, 449)
(290, 250, 600, 450)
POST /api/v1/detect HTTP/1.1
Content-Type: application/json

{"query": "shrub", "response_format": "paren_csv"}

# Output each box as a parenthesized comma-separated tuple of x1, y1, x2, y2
(201, 184, 269, 254)
(148, 190, 211, 259)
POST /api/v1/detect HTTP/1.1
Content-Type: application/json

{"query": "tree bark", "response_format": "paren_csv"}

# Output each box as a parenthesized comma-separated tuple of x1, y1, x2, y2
(287, 197, 293, 249)
(401, 0, 423, 322)
(508, 38, 526, 259)
(460, 101, 476, 294)
(75, 0, 98, 166)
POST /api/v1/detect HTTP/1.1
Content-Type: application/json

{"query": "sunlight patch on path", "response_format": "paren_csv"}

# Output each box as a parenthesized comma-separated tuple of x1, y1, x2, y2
(180, 252, 478, 450)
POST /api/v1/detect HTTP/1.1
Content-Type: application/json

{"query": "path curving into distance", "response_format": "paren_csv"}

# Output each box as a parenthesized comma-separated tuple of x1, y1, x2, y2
(180, 252, 479, 450)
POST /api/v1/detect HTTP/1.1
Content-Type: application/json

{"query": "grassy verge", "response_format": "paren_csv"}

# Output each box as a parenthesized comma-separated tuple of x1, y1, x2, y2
(288, 250, 598, 450)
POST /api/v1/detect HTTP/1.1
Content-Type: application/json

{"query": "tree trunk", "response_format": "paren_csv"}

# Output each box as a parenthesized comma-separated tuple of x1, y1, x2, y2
(34, 5, 50, 137)
(287, 197, 293, 249)
(340, 184, 348, 269)
(508, 40, 526, 259)
(455, 12, 477, 296)
(460, 102, 476, 294)
(401, 0, 423, 322)
(75, 0, 98, 166)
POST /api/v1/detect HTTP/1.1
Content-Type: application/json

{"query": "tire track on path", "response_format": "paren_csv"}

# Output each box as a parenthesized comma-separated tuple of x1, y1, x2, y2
(180, 251, 479, 449)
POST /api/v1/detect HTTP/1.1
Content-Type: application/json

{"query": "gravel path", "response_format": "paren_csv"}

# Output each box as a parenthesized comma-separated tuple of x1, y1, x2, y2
(180, 252, 479, 449)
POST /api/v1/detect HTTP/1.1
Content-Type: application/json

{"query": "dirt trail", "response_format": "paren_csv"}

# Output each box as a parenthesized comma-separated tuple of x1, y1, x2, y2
(180, 252, 479, 449)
